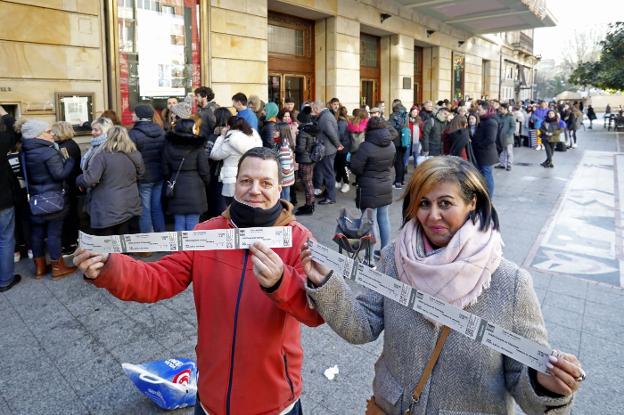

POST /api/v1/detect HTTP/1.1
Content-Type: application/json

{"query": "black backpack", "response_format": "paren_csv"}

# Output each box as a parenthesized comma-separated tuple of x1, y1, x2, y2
(309, 135, 325, 162)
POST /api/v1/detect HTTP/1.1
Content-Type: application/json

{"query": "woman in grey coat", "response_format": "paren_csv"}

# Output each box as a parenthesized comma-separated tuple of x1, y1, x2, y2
(77, 126, 144, 236)
(302, 157, 583, 415)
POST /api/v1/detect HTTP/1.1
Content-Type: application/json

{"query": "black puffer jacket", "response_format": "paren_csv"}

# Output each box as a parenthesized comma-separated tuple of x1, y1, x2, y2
(294, 124, 319, 164)
(163, 120, 210, 215)
(350, 127, 396, 209)
(472, 113, 499, 166)
(21, 138, 74, 196)
(0, 115, 18, 210)
(129, 121, 166, 183)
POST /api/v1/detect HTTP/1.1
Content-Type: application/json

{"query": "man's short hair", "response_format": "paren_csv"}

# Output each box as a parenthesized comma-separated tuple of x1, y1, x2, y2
(500, 103, 509, 110)
(194, 86, 215, 101)
(329, 97, 340, 104)
(237, 146, 282, 181)
(284, 97, 295, 104)
(232, 93, 248, 106)
(311, 101, 325, 112)
(477, 100, 491, 111)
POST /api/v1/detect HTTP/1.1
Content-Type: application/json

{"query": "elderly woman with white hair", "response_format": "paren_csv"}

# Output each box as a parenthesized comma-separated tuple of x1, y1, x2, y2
(81, 116, 113, 171)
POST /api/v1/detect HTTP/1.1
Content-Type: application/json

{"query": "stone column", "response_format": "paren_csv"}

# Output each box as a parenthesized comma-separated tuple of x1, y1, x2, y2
(422, 46, 451, 102)
(464, 54, 482, 101)
(209, 0, 268, 103)
(380, 34, 414, 107)
(316, 16, 360, 111)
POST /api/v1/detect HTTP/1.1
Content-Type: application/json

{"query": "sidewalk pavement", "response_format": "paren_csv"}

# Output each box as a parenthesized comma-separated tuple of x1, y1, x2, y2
(1, 125, 622, 414)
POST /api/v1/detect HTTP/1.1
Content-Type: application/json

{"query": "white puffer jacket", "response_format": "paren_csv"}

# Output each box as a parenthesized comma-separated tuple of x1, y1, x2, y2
(210, 128, 262, 195)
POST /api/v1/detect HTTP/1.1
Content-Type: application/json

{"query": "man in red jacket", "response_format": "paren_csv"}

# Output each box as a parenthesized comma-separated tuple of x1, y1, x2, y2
(74, 147, 323, 415)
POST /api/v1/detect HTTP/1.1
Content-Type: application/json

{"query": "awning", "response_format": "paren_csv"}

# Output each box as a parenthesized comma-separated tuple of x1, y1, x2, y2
(399, 0, 557, 35)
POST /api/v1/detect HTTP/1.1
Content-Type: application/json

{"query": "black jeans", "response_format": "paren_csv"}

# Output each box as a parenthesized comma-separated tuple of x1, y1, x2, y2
(194, 399, 302, 415)
(334, 152, 349, 184)
(394, 146, 406, 185)
(543, 140, 555, 164)
(91, 216, 139, 236)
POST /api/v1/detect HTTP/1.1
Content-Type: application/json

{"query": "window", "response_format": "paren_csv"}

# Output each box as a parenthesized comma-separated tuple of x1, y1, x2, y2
(360, 34, 379, 68)
(116, 0, 201, 124)
(268, 25, 304, 56)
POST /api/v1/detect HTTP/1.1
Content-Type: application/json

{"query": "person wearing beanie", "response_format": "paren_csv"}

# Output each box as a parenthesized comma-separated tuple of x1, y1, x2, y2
(20, 119, 77, 279)
(260, 102, 279, 149)
(129, 104, 167, 234)
(171, 95, 194, 120)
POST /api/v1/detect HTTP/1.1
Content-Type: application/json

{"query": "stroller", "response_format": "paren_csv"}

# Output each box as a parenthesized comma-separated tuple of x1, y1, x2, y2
(333, 208, 376, 267)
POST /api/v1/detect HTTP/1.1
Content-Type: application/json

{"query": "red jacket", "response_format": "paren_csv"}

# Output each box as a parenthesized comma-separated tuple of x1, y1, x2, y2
(92, 213, 323, 414)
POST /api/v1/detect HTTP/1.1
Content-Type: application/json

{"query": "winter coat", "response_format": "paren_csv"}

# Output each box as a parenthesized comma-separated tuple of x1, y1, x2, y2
(306, 244, 574, 415)
(198, 102, 219, 140)
(22, 138, 75, 198)
(497, 113, 515, 146)
(129, 121, 166, 183)
(0, 114, 19, 210)
(443, 128, 470, 160)
(316, 109, 341, 156)
(587, 107, 596, 120)
(261, 120, 277, 149)
(163, 121, 211, 214)
(210, 128, 262, 197)
(389, 109, 409, 148)
(91, 211, 323, 415)
(472, 113, 499, 166)
(350, 127, 395, 209)
(540, 120, 562, 144)
(513, 111, 525, 136)
(58, 139, 82, 194)
(294, 124, 317, 164)
(76, 150, 143, 229)
(422, 116, 448, 156)
(337, 118, 350, 152)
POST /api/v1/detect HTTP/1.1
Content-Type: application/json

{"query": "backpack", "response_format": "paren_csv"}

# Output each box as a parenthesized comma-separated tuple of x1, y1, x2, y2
(309, 136, 325, 162)
(400, 127, 411, 148)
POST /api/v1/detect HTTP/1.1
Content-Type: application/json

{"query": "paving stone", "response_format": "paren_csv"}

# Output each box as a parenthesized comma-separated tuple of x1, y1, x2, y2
(58, 351, 121, 398)
(542, 291, 585, 314)
(544, 322, 581, 355)
(541, 304, 584, 331)
(547, 275, 589, 300)
(109, 334, 169, 363)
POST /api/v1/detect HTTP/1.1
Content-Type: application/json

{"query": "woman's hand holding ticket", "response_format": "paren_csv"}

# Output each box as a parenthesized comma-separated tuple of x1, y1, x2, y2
(73, 247, 109, 280)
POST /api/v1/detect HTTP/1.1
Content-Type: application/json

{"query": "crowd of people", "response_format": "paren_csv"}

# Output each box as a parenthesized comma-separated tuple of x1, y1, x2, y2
(0, 89, 593, 292)
(0, 88, 588, 415)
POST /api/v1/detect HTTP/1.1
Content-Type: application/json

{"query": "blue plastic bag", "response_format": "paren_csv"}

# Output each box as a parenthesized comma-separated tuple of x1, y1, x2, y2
(122, 358, 197, 410)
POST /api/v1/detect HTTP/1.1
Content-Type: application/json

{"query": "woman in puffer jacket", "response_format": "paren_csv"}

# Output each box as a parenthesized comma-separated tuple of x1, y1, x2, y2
(210, 116, 262, 205)
(162, 112, 210, 231)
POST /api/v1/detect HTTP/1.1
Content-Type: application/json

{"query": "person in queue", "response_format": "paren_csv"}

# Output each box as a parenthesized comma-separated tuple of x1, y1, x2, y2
(74, 146, 323, 415)
(301, 156, 583, 415)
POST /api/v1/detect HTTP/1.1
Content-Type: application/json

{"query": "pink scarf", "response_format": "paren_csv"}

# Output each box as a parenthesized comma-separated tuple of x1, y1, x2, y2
(394, 218, 503, 309)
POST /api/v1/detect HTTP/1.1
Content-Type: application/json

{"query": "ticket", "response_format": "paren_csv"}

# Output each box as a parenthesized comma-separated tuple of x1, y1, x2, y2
(308, 240, 355, 279)
(237, 227, 292, 249)
(122, 232, 179, 252)
(180, 229, 235, 250)
(413, 291, 484, 339)
(355, 264, 414, 307)
(476, 322, 551, 373)
(78, 231, 123, 253)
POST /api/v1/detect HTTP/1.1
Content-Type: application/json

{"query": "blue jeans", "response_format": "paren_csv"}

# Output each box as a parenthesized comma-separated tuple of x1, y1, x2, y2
(281, 186, 290, 201)
(313, 154, 337, 201)
(412, 141, 421, 167)
(362, 205, 391, 249)
(479, 164, 495, 197)
(30, 216, 63, 260)
(139, 181, 166, 233)
(403, 143, 411, 168)
(0, 207, 15, 287)
(174, 214, 200, 231)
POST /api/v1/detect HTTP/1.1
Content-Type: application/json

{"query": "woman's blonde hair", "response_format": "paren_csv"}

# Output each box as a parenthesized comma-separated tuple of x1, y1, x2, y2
(51, 121, 75, 141)
(402, 156, 499, 231)
(91, 117, 114, 134)
(101, 126, 137, 154)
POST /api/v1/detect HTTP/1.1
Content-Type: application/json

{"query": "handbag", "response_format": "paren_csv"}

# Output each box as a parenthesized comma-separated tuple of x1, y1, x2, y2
(365, 326, 450, 415)
(20, 152, 65, 216)
(165, 155, 186, 199)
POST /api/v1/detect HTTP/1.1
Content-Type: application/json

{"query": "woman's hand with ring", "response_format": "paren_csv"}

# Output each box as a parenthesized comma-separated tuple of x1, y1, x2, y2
(536, 350, 585, 396)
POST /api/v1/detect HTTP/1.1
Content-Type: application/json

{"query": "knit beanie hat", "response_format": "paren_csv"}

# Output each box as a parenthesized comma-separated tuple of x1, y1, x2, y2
(171, 96, 193, 119)
(265, 102, 279, 120)
(134, 104, 154, 120)
(21, 119, 49, 139)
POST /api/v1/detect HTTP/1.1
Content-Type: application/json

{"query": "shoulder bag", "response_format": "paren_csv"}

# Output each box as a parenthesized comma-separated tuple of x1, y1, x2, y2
(165, 154, 187, 199)
(365, 326, 450, 415)
(20, 152, 65, 216)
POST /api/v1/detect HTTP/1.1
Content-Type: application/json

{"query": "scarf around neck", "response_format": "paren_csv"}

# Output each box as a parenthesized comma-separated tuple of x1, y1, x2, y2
(394, 218, 503, 311)
(228, 198, 283, 228)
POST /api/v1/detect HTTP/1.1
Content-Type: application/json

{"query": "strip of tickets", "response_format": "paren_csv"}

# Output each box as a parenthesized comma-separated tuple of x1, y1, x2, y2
(307, 240, 553, 374)
(78, 227, 293, 253)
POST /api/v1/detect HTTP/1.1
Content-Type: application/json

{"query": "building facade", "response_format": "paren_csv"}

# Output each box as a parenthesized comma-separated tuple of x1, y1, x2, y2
(0, 0, 554, 137)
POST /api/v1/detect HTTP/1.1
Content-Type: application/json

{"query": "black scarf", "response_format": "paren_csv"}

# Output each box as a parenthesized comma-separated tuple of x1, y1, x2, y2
(229, 198, 282, 228)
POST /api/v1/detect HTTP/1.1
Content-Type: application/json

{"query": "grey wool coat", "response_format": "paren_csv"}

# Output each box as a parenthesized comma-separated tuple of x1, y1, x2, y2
(307, 242, 574, 415)
(77, 150, 144, 229)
